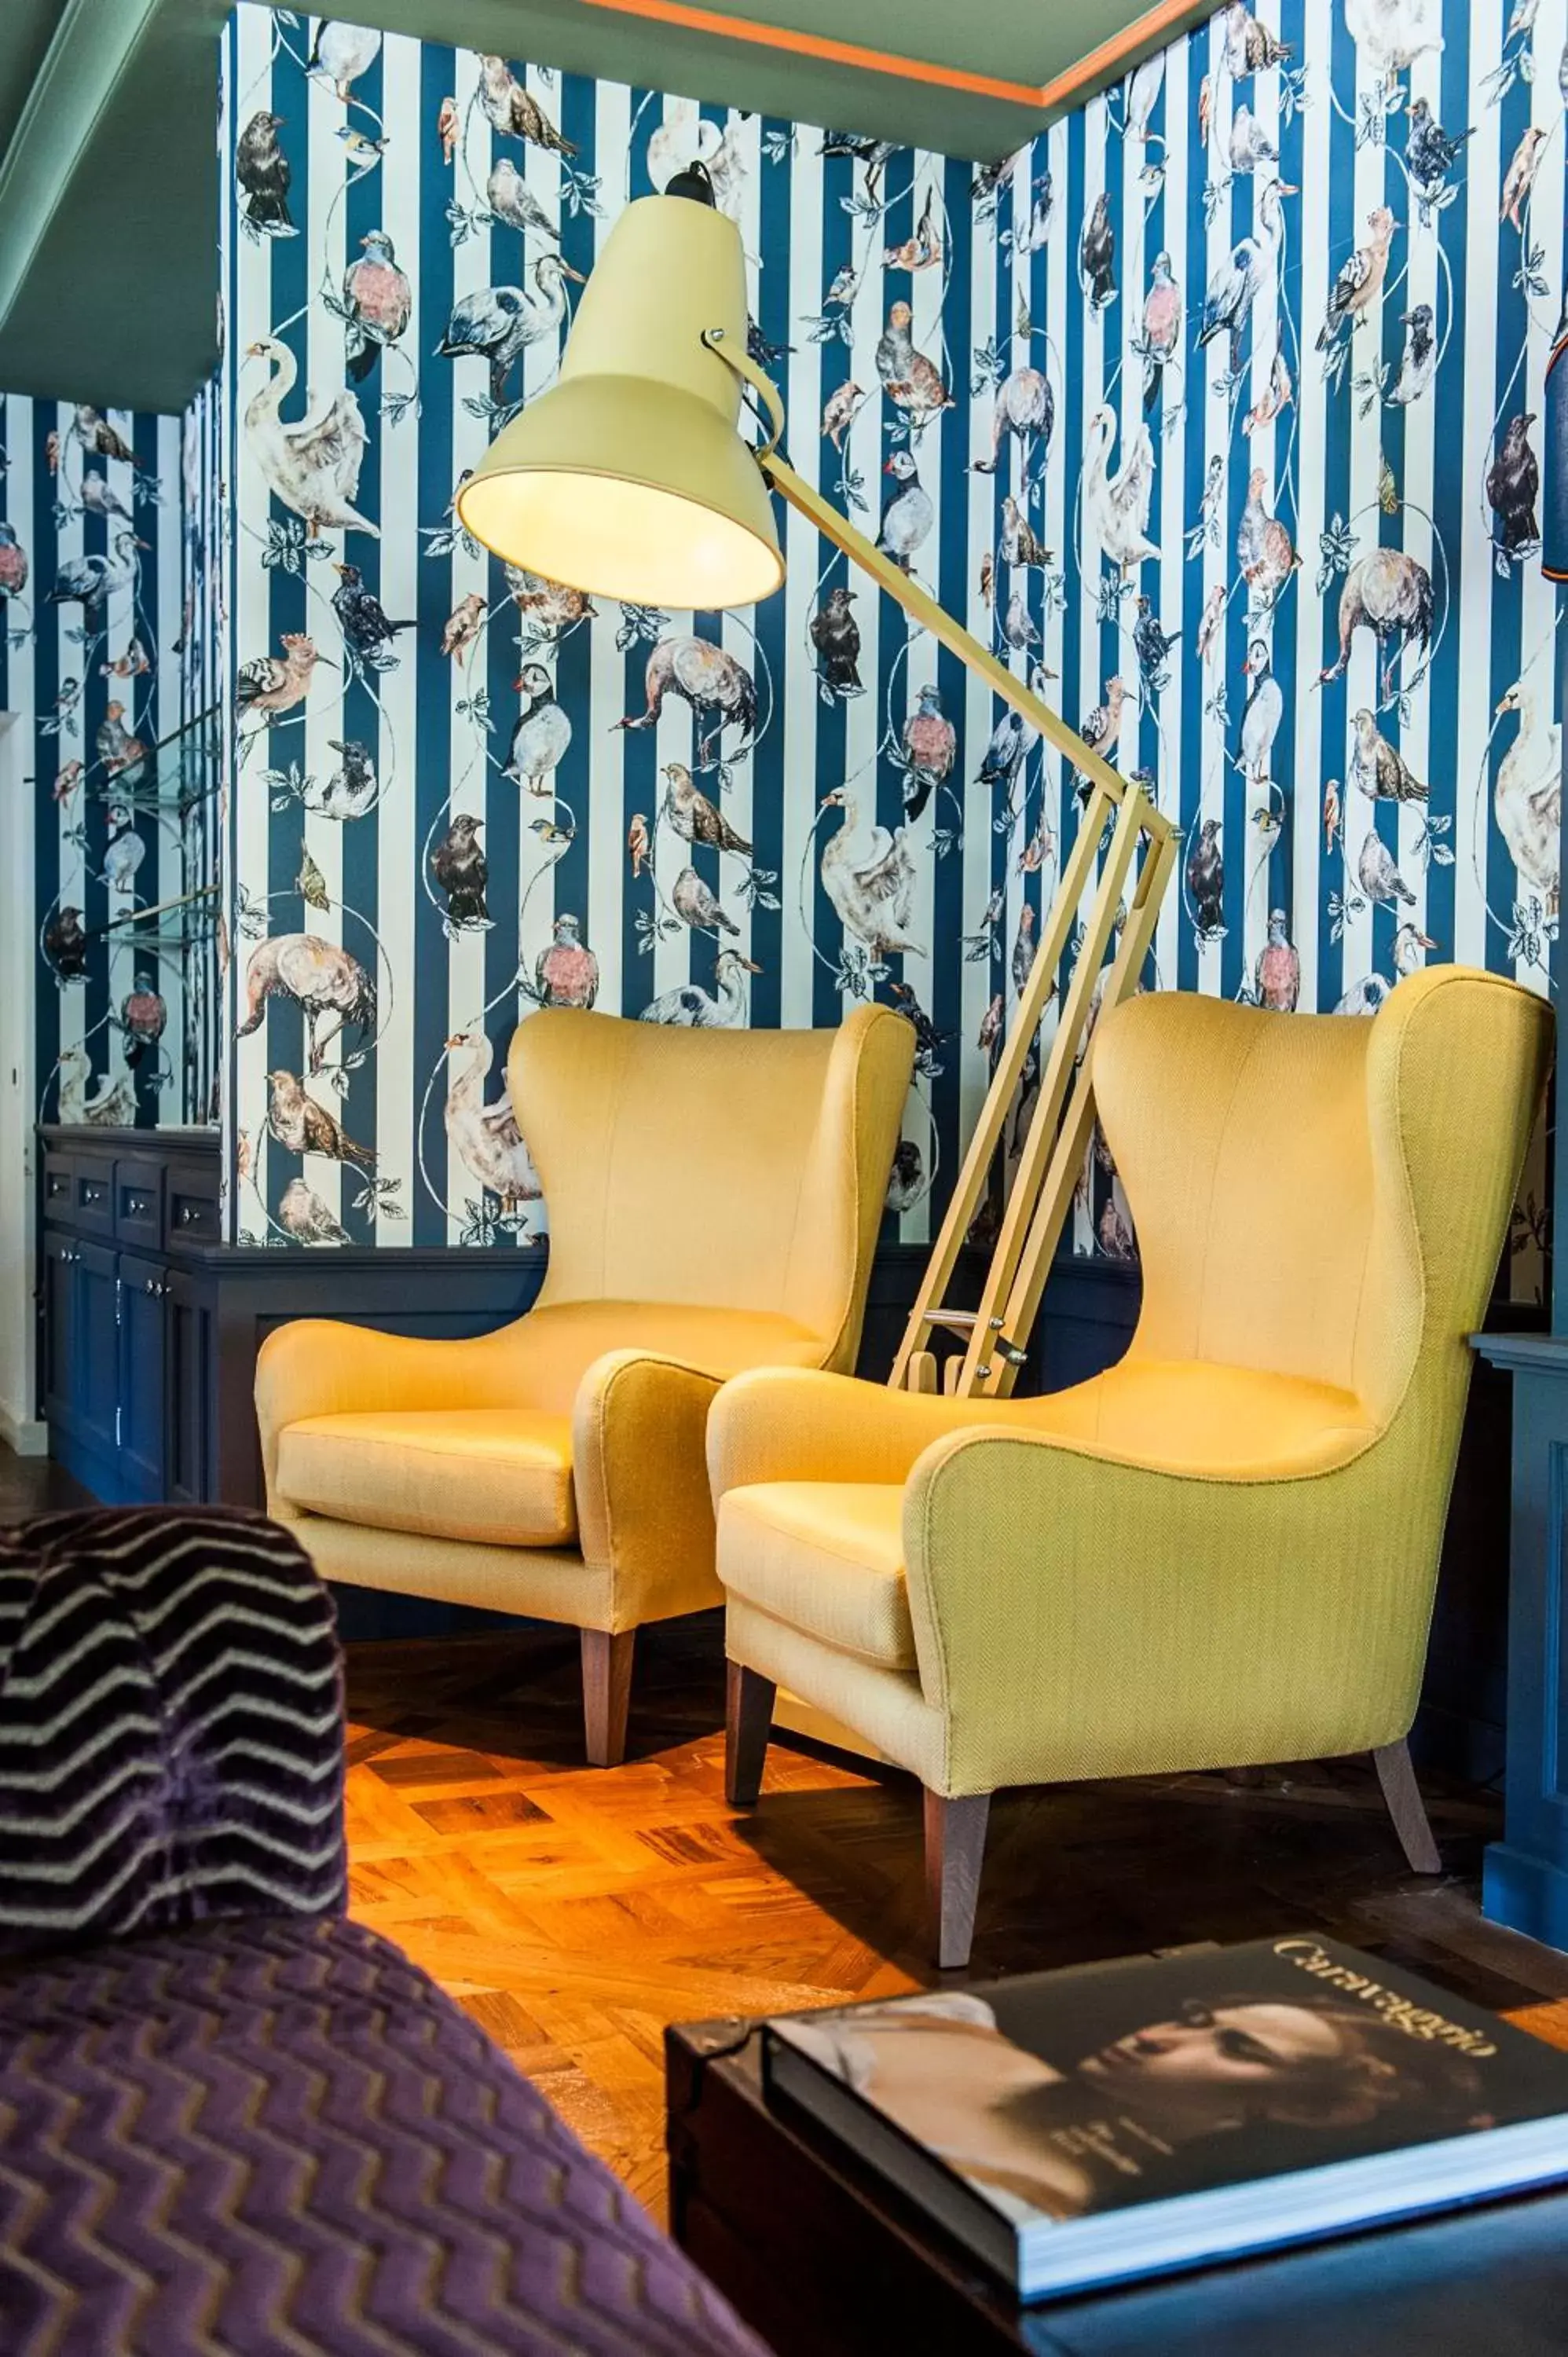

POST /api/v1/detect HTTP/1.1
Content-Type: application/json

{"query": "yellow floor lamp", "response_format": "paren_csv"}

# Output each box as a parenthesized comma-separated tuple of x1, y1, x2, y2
(456, 169, 1178, 1400)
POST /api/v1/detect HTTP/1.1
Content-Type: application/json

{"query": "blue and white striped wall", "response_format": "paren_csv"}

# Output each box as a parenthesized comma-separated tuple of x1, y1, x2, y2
(225, 2, 1562, 1263)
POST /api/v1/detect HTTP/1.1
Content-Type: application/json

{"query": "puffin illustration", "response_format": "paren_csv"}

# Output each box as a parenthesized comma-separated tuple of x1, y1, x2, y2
(874, 302, 954, 425)
(901, 685, 957, 821)
(236, 111, 292, 233)
(505, 663, 573, 793)
(279, 1176, 351, 1246)
(342, 230, 412, 382)
(101, 811, 145, 894)
(119, 975, 167, 1068)
(477, 54, 576, 155)
(332, 563, 415, 669)
(1357, 830, 1418, 908)
(810, 585, 861, 694)
(1487, 413, 1541, 552)
(1186, 817, 1225, 939)
(1388, 305, 1436, 406)
(662, 761, 753, 856)
(266, 1069, 375, 1166)
(535, 913, 599, 1008)
(1254, 911, 1299, 1013)
(1238, 640, 1283, 782)
(877, 449, 933, 572)
(1079, 192, 1116, 310)
(1351, 709, 1428, 803)
(430, 814, 489, 924)
(1317, 207, 1399, 350)
(616, 635, 757, 762)
(672, 867, 741, 937)
(1140, 251, 1182, 409)
(972, 367, 1053, 475)
(308, 20, 382, 100)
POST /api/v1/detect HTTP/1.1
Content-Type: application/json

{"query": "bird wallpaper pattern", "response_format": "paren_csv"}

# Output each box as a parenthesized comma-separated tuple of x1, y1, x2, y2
(223, 0, 1560, 1265)
(4, 383, 222, 1132)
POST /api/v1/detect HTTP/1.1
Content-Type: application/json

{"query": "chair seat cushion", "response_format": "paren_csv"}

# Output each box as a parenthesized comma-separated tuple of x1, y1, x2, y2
(277, 1409, 577, 1547)
(718, 1482, 913, 1669)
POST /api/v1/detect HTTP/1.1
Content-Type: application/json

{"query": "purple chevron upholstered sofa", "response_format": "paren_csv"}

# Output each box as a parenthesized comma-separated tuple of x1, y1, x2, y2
(0, 1508, 770, 2357)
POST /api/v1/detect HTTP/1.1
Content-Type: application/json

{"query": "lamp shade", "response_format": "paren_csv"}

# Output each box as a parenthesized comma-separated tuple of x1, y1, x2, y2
(455, 195, 785, 610)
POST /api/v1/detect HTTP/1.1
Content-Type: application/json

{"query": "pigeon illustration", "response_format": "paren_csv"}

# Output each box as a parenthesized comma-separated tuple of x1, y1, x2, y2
(119, 975, 167, 1068)
(79, 470, 132, 522)
(535, 913, 599, 1008)
(279, 1175, 351, 1245)
(809, 585, 861, 694)
(1140, 251, 1182, 408)
(1255, 911, 1299, 1013)
(430, 814, 489, 924)
(332, 563, 416, 667)
(1229, 104, 1278, 174)
(1186, 816, 1225, 939)
(1357, 829, 1417, 907)
(485, 159, 559, 241)
(672, 866, 740, 937)
(341, 230, 412, 382)
(901, 684, 957, 821)
(0, 520, 27, 599)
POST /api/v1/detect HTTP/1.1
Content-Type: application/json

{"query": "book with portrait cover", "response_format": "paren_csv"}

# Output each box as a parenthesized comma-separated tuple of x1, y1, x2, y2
(763, 1936, 1568, 2301)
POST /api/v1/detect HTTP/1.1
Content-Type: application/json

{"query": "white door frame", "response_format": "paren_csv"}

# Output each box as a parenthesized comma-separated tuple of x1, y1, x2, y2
(0, 707, 44, 1453)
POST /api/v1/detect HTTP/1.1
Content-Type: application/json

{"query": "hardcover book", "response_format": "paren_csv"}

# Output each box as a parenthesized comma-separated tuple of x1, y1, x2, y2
(763, 1936, 1568, 2301)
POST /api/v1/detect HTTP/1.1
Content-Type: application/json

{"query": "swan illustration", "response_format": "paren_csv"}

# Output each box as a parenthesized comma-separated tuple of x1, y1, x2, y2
(1494, 678, 1561, 915)
(443, 1026, 541, 1208)
(1083, 406, 1159, 574)
(57, 1046, 137, 1128)
(244, 337, 376, 537)
(819, 786, 924, 959)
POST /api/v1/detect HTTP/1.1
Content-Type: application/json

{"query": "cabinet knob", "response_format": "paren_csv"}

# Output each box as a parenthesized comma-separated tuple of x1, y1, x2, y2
(144, 1277, 159, 1296)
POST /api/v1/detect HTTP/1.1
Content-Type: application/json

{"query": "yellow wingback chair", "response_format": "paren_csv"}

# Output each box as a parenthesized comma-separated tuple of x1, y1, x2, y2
(709, 966, 1552, 1966)
(255, 1003, 914, 1762)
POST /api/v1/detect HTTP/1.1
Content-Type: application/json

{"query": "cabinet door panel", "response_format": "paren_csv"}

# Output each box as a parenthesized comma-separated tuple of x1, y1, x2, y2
(118, 1252, 167, 1501)
(41, 1232, 78, 1432)
(164, 1269, 210, 1505)
(75, 1241, 119, 1461)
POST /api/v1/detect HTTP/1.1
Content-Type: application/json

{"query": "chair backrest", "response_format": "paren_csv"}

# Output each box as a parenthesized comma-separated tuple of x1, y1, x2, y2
(507, 1003, 914, 1357)
(1092, 968, 1552, 1424)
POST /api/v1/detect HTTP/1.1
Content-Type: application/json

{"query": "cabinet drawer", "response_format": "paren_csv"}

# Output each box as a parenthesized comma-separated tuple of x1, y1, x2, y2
(115, 1158, 163, 1246)
(42, 1153, 75, 1222)
(71, 1162, 115, 1237)
(166, 1164, 219, 1246)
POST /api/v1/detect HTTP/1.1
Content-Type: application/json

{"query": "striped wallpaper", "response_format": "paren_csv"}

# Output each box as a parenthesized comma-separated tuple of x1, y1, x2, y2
(5, 385, 221, 1134)
(224, 2, 1560, 1269)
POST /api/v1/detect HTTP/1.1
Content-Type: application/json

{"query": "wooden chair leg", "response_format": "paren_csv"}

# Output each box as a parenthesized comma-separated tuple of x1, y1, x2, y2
(725, 1662, 775, 1807)
(924, 1790, 991, 1970)
(1372, 1739, 1442, 1875)
(581, 1628, 636, 1768)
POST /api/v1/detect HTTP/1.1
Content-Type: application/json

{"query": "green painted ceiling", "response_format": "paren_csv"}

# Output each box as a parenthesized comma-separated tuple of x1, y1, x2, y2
(0, 0, 1208, 416)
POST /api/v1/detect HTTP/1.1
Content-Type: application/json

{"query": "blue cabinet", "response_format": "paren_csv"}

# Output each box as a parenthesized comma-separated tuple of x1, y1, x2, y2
(117, 1252, 169, 1501)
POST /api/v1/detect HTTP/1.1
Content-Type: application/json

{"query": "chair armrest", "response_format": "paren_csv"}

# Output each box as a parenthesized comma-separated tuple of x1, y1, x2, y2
(573, 1350, 727, 1625)
(706, 1366, 1011, 1499)
(255, 1318, 515, 1508)
(903, 1423, 1407, 1794)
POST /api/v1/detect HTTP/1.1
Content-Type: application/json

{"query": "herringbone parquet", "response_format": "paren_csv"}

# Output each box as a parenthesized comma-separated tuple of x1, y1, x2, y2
(343, 1614, 1568, 2223)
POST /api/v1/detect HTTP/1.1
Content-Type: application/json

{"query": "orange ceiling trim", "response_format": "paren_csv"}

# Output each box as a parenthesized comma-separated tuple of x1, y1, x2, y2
(574, 0, 1194, 116)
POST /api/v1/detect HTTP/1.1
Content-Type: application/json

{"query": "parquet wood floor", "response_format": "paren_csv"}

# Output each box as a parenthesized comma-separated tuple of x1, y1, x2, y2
(343, 1612, 1568, 2224)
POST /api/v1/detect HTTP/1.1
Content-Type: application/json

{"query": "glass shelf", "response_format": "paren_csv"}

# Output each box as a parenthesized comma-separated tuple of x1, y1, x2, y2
(90, 703, 222, 814)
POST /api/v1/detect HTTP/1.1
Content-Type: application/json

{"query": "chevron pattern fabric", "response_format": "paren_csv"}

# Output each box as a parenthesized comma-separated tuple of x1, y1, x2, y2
(0, 1510, 346, 1957)
(0, 1912, 768, 2356)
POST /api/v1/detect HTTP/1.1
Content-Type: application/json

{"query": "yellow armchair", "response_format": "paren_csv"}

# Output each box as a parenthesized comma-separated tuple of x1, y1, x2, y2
(710, 967, 1552, 1965)
(255, 1002, 914, 1762)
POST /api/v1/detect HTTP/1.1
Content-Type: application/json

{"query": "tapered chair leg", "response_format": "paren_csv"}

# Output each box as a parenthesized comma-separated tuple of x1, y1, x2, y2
(924, 1790, 991, 1970)
(725, 1662, 776, 1807)
(581, 1628, 636, 1767)
(1372, 1739, 1442, 1875)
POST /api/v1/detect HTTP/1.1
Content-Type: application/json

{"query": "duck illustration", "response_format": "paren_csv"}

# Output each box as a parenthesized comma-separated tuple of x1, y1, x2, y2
(279, 1176, 350, 1247)
(1238, 640, 1283, 782)
(57, 1047, 137, 1129)
(1345, 0, 1442, 71)
(1003, 585, 1040, 654)
(443, 1025, 541, 1208)
(640, 948, 760, 1028)
(1079, 192, 1116, 310)
(1236, 469, 1299, 601)
(1186, 816, 1225, 939)
(1083, 406, 1158, 574)
(821, 379, 867, 452)
(1140, 252, 1182, 408)
(617, 635, 757, 761)
(877, 449, 933, 573)
(477, 55, 576, 155)
(236, 933, 376, 1074)
(671, 867, 741, 937)
(119, 976, 167, 1068)
(1351, 709, 1427, 803)
(266, 1069, 375, 1167)
(236, 111, 292, 233)
(1388, 305, 1436, 406)
(505, 664, 573, 793)
(901, 685, 957, 822)
(820, 786, 922, 959)
(662, 761, 753, 856)
(485, 159, 559, 243)
(308, 20, 382, 100)
(1319, 548, 1433, 698)
(1317, 207, 1398, 350)
(810, 585, 861, 694)
(1255, 911, 1299, 1013)
(1357, 830, 1417, 909)
(1487, 413, 1541, 553)
(430, 814, 488, 923)
(342, 230, 412, 382)
(973, 365, 1053, 475)
(1494, 678, 1561, 913)
(535, 913, 599, 1009)
(435, 256, 584, 403)
(1197, 176, 1295, 380)
(244, 339, 374, 536)
(874, 301, 954, 426)
(237, 632, 319, 720)
(47, 530, 145, 614)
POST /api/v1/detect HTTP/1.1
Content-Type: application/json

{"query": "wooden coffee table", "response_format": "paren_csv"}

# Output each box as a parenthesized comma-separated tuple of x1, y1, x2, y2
(667, 2014, 1568, 2356)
